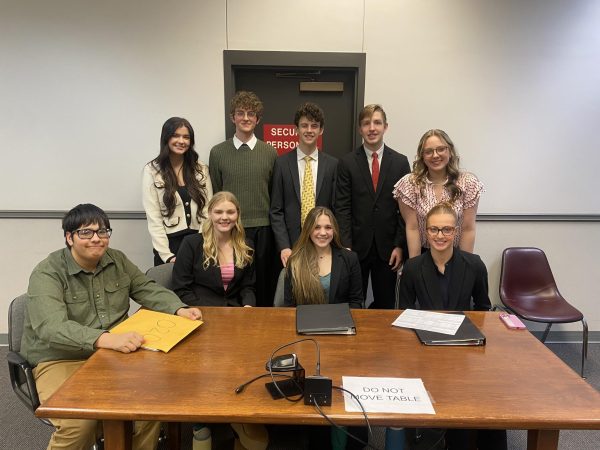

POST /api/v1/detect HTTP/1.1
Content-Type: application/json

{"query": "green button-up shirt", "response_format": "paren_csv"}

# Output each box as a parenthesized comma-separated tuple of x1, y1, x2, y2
(22, 247, 187, 366)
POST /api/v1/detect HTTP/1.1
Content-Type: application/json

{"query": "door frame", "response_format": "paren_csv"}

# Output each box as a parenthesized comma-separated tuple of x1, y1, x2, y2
(223, 50, 366, 149)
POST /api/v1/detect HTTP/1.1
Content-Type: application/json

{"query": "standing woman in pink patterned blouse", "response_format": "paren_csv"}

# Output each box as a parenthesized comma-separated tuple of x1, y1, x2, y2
(393, 129, 483, 259)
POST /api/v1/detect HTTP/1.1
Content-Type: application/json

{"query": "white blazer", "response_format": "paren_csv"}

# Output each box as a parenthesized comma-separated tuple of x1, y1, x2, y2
(142, 162, 213, 263)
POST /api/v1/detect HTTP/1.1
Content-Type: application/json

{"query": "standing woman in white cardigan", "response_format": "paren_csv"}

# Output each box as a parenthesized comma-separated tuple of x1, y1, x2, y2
(143, 117, 212, 266)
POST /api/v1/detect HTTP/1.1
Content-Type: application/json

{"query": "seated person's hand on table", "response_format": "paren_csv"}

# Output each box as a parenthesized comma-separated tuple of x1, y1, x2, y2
(176, 307, 203, 320)
(95, 331, 144, 353)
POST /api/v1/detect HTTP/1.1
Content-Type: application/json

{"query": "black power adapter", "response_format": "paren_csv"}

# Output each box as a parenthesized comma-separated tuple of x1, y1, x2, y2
(303, 375, 332, 406)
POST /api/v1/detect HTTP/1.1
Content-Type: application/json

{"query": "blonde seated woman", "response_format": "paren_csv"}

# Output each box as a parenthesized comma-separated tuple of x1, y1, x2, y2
(284, 206, 363, 309)
(172, 191, 265, 450)
(172, 191, 255, 307)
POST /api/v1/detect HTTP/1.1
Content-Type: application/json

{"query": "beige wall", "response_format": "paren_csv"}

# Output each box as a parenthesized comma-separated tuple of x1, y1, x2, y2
(476, 221, 600, 333)
(1, 0, 599, 334)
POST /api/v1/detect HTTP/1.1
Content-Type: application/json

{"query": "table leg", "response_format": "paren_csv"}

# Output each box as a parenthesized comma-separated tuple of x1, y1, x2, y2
(166, 422, 181, 450)
(103, 420, 133, 450)
(527, 429, 559, 450)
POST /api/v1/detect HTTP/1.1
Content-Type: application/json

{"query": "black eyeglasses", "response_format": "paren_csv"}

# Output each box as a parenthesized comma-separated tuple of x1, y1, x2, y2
(72, 228, 112, 239)
(426, 226, 456, 237)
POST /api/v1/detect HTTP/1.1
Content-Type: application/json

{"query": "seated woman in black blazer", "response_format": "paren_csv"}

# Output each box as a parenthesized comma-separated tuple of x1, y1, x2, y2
(284, 207, 363, 308)
(172, 191, 255, 307)
(399, 202, 505, 450)
(399, 201, 491, 311)
(172, 191, 267, 450)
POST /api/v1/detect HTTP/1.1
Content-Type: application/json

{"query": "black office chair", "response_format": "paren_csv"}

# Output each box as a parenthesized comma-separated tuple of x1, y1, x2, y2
(499, 247, 588, 377)
(273, 268, 286, 307)
(6, 293, 53, 426)
(146, 263, 175, 290)
(7, 294, 109, 449)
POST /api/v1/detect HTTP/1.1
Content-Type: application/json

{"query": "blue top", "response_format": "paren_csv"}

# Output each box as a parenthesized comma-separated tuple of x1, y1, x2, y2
(319, 273, 331, 300)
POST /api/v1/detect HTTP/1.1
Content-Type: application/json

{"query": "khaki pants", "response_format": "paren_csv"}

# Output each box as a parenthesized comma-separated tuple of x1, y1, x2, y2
(34, 360, 161, 450)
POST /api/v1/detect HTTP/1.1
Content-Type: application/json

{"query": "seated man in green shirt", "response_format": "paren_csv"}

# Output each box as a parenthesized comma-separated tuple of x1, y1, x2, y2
(21, 203, 202, 450)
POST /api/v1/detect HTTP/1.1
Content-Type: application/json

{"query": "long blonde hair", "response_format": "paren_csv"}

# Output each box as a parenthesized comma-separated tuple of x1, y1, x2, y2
(201, 191, 253, 269)
(412, 129, 462, 202)
(287, 207, 342, 305)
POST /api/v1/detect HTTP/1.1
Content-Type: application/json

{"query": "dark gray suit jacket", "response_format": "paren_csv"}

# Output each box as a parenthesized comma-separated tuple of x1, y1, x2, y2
(335, 145, 410, 261)
(270, 149, 338, 251)
(398, 249, 491, 311)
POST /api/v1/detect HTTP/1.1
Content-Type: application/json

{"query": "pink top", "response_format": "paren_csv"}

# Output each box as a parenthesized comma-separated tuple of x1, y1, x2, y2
(220, 262, 235, 291)
(393, 171, 484, 249)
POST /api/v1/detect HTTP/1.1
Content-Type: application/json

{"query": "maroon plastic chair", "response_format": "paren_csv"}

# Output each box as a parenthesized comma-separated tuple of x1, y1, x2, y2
(499, 247, 588, 377)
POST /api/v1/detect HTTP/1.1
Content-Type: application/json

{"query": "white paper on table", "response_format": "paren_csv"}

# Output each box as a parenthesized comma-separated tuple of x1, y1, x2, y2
(342, 376, 435, 414)
(392, 309, 465, 335)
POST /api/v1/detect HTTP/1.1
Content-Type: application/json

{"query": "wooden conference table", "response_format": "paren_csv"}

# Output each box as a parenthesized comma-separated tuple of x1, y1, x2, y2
(37, 307, 600, 450)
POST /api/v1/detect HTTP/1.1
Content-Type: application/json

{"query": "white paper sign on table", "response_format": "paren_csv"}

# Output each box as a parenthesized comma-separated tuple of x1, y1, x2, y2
(342, 376, 435, 414)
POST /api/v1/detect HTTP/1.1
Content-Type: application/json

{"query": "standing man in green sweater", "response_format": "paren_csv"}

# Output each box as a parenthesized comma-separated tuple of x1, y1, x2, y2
(209, 91, 278, 306)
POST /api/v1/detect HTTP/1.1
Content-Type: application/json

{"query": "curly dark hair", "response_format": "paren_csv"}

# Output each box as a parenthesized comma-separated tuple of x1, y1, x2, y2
(294, 102, 324, 128)
(229, 91, 264, 119)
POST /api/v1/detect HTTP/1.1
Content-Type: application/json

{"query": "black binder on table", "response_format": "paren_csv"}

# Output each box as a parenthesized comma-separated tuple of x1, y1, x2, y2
(296, 303, 356, 335)
(414, 314, 485, 346)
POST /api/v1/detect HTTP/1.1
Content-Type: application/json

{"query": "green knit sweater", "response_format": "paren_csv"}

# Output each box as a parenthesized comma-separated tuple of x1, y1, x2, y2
(209, 139, 277, 228)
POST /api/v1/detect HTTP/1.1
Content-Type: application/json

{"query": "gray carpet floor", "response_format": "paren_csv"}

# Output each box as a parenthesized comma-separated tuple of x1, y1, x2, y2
(1, 342, 598, 450)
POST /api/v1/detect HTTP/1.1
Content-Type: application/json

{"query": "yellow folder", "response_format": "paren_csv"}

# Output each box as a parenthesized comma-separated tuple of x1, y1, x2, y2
(110, 309, 202, 352)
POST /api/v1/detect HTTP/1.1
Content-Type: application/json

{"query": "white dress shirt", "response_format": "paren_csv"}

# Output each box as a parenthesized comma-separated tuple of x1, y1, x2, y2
(296, 147, 319, 193)
(364, 144, 384, 174)
(233, 134, 258, 150)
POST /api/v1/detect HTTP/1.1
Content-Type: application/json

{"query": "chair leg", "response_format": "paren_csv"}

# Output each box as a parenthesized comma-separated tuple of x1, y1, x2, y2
(581, 317, 588, 378)
(540, 323, 552, 343)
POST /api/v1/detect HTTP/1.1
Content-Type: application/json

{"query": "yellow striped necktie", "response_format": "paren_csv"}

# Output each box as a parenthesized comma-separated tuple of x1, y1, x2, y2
(300, 155, 315, 225)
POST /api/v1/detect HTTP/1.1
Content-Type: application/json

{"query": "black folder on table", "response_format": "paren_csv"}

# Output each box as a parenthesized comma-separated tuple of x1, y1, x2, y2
(414, 314, 485, 346)
(296, 303, 356, 335)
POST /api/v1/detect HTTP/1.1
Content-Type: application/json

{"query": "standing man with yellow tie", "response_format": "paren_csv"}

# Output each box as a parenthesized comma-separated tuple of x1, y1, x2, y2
(335, 104, 411, 309)
(270, 103, 338, 267)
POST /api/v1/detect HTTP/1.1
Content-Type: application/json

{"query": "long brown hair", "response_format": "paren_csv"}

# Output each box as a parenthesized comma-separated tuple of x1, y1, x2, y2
(150, 117, 208, 220)
(201, 192, 253, 269)
(412, 129, 461, 202)
(287, 207, 342, 305)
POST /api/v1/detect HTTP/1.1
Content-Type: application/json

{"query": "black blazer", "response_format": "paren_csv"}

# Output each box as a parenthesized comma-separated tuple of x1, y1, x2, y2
(335, 145, 410, 261)
(172, 234, 256, 307)
(270, 150, 338, 251)
(283, 247, 363, 308)
(398, 249, 491, 311)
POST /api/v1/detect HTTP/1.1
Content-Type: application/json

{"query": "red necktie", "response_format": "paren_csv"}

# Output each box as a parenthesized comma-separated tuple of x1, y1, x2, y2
(372, 152, 380, 191)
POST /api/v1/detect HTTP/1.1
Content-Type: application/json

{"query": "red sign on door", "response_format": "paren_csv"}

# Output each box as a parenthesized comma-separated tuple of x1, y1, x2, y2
(263, 124, 323, 156)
